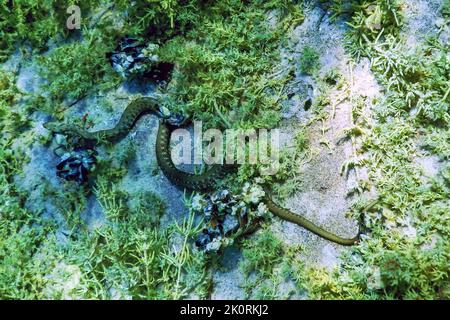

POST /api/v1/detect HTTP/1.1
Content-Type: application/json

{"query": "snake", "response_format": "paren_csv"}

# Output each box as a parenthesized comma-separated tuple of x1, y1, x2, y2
(44, 97, 359, 246)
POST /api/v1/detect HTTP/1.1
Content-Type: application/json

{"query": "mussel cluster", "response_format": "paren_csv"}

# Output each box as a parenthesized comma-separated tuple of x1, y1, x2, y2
(193, 184, 269, 253)
(108, 37, 158, 78)
(109, 37, 175, 85)
(56, 147, 97, 184)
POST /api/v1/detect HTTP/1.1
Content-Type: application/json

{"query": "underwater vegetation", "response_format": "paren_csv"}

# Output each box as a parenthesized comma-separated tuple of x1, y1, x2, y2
(0, 0, 449, 300)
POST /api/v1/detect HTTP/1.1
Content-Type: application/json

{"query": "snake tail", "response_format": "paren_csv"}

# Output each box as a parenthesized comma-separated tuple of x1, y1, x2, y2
(264, 193, 359, 246)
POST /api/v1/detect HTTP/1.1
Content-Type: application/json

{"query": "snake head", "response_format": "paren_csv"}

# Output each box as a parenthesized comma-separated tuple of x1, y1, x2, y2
(156, 104, 190, 127)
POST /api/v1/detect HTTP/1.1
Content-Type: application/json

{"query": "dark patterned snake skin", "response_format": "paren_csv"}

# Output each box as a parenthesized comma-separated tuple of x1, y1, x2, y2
(44, 97, 359, 245)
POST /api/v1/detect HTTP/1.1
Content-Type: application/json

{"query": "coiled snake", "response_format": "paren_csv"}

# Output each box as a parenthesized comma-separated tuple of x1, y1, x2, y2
(44, 97, 359, 246)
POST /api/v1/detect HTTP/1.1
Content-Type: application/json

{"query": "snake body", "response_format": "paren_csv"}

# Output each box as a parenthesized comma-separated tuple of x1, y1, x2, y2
(45, 97, 358, 246)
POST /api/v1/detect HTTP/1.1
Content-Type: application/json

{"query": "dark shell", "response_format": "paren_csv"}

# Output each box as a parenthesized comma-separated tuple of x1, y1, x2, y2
(217, 189, 231, 201)
(109, 37, 149, 78)
(144, 62, 174, 85)
(195, 228, 221, 249)
(221, 214, 240, 236)
(109, 37, 175, 85)
(195, 188, 259, 252)
(203, 203, 215, 216)
(56, 147, 97, 184)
